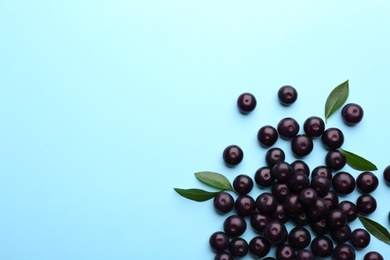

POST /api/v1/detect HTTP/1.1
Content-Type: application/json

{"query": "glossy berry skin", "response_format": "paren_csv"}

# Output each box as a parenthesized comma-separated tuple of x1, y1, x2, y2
(311, 176, 331, 196)
(256, 192, 277, 215)
(272, 182, 291, 202)
(276, 244, 295, 260)
(237, 92, 257, 114)
(271, 203, 290, 223)
(288, 227, 311, 250)
(291, 135, 314, 157)
(288, 173, 309, 194)
(292, 211, 310, 227)
(250, 213, 271, 233)
(214, 252, 234, 260)
(229, 238, 249, 257)
(284, 194, 304, 217)
(255, 167, 275, 188)
(325, 150, 346, 171)
(331, 224, 352, 244)
(303, 116, 325, 137)
(264, 220, 288, 245)
(235, 195, 256, 217)
(364, 252, 384, 260)
(321, 190, 339, 211)
(299, 188, 318, 206)
(338, 201, 358, 222)
(291, 160, 310, 176)
(311, 236, 333, 257)
(277, 117, 300, 139)
(249, 236, 271, 258)
(209, 231, 229, 252)
(308, 198, 329, 221)
(278, 85, 298, 105)
(258, 125, 278, 147)
(357, 172, 379, 193)
(223, 145, 243, 167)
(223, 215, 247, 237)
(310, 219, 330, 236)
(383, 165, 390, 185)
(351, 228, 370, 249)
(296, 249, 315, 260)
(332, 172, 356, 195)
(233, 174, 254, 195)
(266, 148, 285, 167)
(332, 244, 356, 260)
(312, 166, 332, 182)
(322, 128, 344, 150)
(341, 103, 363, 126)
(272, 162, 293, 184)
(214, 192, 234, 214)
(327, 209, 347, 231)
(356, 194, 377, 215)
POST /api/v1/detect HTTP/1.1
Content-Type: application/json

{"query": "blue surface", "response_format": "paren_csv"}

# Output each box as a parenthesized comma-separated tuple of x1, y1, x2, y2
(1, 1, 390, 259)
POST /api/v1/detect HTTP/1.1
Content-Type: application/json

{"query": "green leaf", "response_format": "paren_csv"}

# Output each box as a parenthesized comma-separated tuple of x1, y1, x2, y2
(195, 171, 234, 191)
(325, 80, 349, 123)
(340, 148, 378, 171)
(174, 188, 222, 202)
(358, 215, 390, 245)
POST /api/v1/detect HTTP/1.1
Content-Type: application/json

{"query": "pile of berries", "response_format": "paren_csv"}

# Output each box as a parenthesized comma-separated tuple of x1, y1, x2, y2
(210, 86, 383, 260)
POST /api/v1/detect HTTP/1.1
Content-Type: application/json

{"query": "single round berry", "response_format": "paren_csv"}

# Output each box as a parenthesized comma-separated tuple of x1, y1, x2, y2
(264, 220, 288, 245)
(312, 166, 332, 181)
(209, 231, 229, 252)
(291, 134, 314, 157)
(311, 236, 333, 257)
(258, 125, 278, 147)
(256, 192, 277, 215)
(233, 174, 254, 195)
(272, 182, 291, 202)
(276, 244, 295, 260)
(341, 103, 363, 126)
(332, 244, 356, 260)
(229, 237, 249, 257)
(322, 128, 344, 150)
(292, 211, 310, 227)
(284, 194, 304, 217)
(321, 190, 339, 211)
(271, 203, 290, 223)
(351, 228, 370, 248)
(304, 116, 325, 137)
(356, 194, 377, 215)
(237, 92, 257, 114)
(288, 173, 309, 194)
(214, 192, 234, 214)
(357, 171, 379, 193)
(384, 165, 390, 185)
(235, 195, 256, 217)
(308, 198, 329, 221)
(311, 176, 331, 196)
(254, 167, 275, 188)
(288, 227, 311, 250)
(332, 172, 356, 195)
(331, 224, 352, 244)
(338, 201, 358, 222)
(248, 236, 270, 258)
(278, 85, 298, 105)
(223, 215, 247, 237)
(325, 150, 346, 171)
(214, 252, 234, 260)
(296, 249, 315, 260)
(364, 252, 384, 260)
(266, 148, 285, 167)
(277, 117, 300, 139)
(310, 219, 330, 236)
(272, 162, 293, 183)
(327, 209, 347, 231)
(299, 188, 318, 206)
(223, 145, 243, 167)
(250, 213, 271, 233)
(291, 160, 310, 176)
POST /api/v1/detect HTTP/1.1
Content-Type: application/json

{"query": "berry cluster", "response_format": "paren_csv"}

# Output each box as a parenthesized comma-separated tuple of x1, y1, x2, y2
(211, 86, 382, 260)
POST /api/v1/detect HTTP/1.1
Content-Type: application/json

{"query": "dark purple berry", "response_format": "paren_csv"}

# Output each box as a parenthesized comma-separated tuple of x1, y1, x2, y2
(250, 213, 271, 233)
(237, 92, 257, 114)
(264, 220, 288, 245)
(332, 244, 356, 260)
(248, 236, 270, 258)
(327, 209, 347, 231)
(278, 85, 297, 106)
(272, 182, 291, 202)
(291, 134, 313, 157)
(254, 167, 275, 188)
(292, 211, 310, 227)
(209, 231, 229, 252)
(291, 160, 310, 176)
(384, 165, 390, 185)
(303, 116, 325, 137)
(310, 219, 330, 236)
(299, 188, 317, 206)
(338, 201, 358, 222)
(258, 125, 278, 147)
(341, 103, 363, 126)
(322, 128, 344, 150)
(364, 252, 384, 260)
(271, 203, 290, 223)
(331, 224, 352, 244)
(266, 148, 285, 167)
(325, 150, 346, 171)
(214, 192, 234, 214)
(284, 194, 304, 217)
(223, 215, 246, 237)
(235, 195, 256, 217)
(277, 117, 300, 139)
(357, 171, 379, 193)
(276, 244, 295, 260)
(288, 227, 311, 250)
(332, 172, 355, 195)
(356, 194, 377, 215)
(311, 236, 333, 257)
(296, 249, 315, 260)
(214, 252, 234, 260)
(308, 198, 329, 221)
(312, 166, 332, 182)
(223, 145, 243, 167)
(288, 173, 309, 194)
(256, 192, 277, 215)
(272, 162, 293, 183)
(321, 190, 339, 211)
(351, 228, 370, 248)
(233, 174, 254, 195)
(311, 176, 331, 196)
(229, 238, 249, 257)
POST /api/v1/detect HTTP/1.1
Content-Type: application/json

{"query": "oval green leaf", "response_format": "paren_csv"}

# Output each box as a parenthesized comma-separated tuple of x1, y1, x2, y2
(195, 171, 234, 191)
(174, 188, 222, 202)
(358, 215, 390, 245)
(340, 148, 378, 171)
(325, 80, 349, 123)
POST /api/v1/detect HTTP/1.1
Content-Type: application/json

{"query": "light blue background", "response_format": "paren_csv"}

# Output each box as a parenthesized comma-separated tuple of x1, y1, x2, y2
(1, 1, 390, 259)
